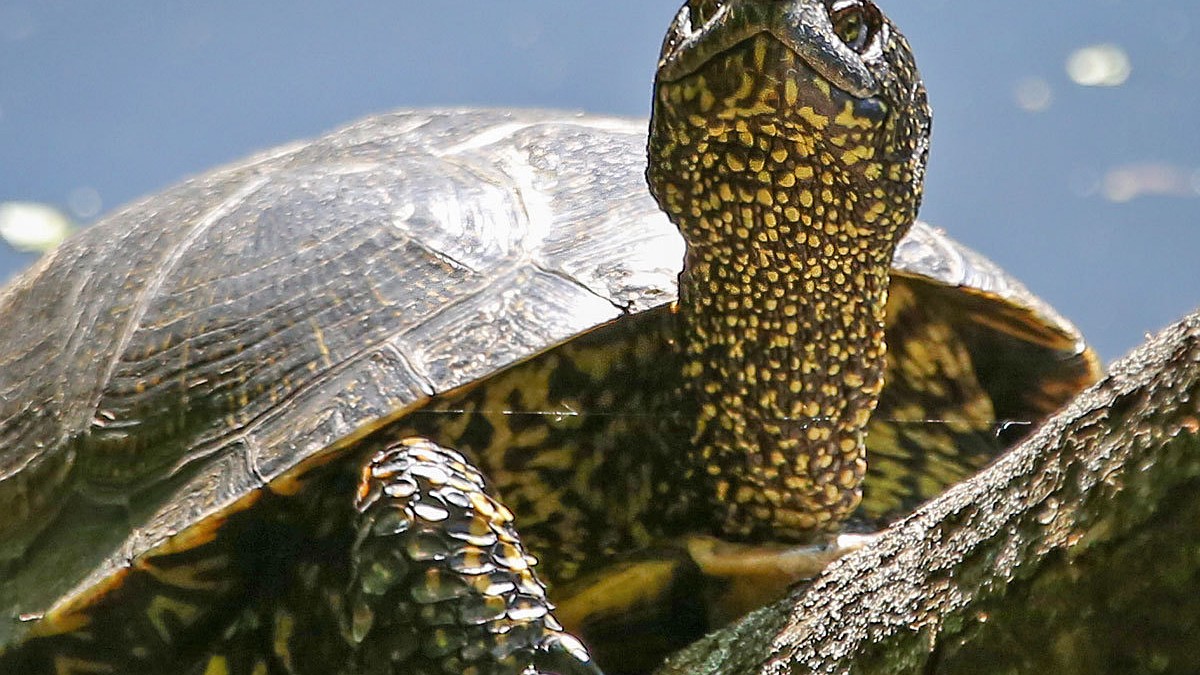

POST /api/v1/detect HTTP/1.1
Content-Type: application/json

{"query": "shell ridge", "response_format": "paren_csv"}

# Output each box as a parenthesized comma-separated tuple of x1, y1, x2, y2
(81, 177, 275, 465)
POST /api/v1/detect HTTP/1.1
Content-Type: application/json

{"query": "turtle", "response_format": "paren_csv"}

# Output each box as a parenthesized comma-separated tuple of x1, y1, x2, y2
(0, 1, 1100, 673)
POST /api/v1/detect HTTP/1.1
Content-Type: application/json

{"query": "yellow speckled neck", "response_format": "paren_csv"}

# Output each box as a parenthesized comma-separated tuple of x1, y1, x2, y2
(649, 6, 930, 541)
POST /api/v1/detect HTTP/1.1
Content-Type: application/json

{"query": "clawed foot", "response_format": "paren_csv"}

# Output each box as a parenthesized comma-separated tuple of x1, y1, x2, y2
(531, 633, 604, 675)
(686, 531, 878, 626)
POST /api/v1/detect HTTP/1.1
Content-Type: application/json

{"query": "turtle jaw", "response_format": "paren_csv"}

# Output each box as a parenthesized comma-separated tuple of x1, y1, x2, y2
(647, 1, 931, 541)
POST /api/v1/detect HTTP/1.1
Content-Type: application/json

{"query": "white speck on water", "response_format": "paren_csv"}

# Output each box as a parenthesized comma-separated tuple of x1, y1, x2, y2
(1014, 77, 1053, 112)
(67, 186, 103, 219)
(1066, 44, 1132, 88)
(0, 201, 74, 252)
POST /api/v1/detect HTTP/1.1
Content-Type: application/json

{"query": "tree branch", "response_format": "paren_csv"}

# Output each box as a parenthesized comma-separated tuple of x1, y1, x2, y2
(657, 310, 1200, 675)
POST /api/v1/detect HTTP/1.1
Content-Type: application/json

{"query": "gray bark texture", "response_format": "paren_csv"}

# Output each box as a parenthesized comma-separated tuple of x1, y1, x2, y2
(656, 309, 1200, 675)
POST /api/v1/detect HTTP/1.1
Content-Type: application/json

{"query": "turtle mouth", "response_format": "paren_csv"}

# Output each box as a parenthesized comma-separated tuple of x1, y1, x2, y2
(657, 0, 885, 99)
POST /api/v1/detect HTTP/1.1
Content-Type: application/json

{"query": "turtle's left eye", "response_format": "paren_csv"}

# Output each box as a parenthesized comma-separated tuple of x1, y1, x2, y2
(687, 0, 721, 30)
(830, 1, 881, 53)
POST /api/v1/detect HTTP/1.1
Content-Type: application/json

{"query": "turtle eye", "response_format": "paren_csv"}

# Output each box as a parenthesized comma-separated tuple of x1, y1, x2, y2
(830, 0, 880, 53)
(687, 0, 721, 30)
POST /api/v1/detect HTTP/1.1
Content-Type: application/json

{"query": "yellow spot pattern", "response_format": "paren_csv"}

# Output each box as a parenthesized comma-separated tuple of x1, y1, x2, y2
(649, 29, 930, 540)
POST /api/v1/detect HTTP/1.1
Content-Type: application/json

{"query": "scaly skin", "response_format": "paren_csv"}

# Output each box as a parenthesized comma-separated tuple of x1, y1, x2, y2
(648, 0, 931, 541)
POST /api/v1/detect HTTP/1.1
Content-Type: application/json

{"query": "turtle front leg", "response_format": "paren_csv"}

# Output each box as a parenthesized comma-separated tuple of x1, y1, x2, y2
(347, 437, 600, 675)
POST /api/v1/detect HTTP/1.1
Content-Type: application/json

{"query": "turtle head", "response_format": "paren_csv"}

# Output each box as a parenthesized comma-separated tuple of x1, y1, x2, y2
(649, 0, 931, 256)
(647, 1, 932, 540)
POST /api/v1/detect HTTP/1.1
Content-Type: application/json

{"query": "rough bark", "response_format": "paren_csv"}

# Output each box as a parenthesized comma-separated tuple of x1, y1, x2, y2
(656, 309, 1200, 675)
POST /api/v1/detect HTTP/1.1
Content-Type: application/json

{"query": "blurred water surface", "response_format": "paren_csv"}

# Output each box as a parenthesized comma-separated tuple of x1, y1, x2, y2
(1, 1, 1197, 361)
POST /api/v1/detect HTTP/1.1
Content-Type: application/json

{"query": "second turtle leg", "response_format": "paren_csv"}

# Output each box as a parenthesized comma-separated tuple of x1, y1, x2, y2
(344, 437, 601, 675)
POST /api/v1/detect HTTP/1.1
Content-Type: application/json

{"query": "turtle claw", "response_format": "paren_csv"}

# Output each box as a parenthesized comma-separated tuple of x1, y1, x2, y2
(833, 532, 877, 555)
(532, 633, 604, 675)
(683, 532, 878, 627)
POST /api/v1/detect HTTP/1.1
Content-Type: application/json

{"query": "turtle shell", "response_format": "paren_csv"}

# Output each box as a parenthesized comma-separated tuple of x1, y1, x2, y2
(0, 109, 1098, 646)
